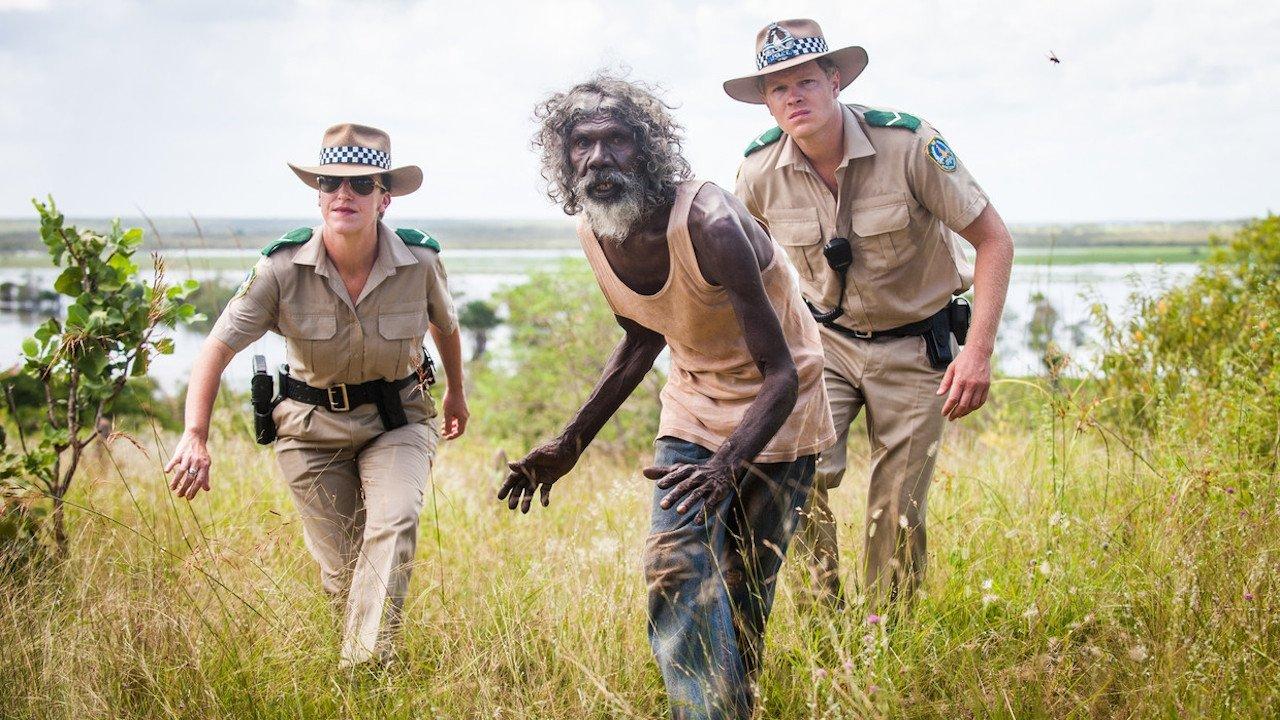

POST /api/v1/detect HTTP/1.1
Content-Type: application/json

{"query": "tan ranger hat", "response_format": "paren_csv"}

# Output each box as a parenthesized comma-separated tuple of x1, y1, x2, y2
(288, 123, 423, 196)
(723, 19, 868, 104)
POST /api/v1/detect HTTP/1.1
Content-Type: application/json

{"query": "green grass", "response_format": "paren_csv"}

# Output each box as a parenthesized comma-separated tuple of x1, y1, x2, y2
(0, 245, 1207, 276)
(1009, 245, 1208, 265)
(1, 381, 1275, 719)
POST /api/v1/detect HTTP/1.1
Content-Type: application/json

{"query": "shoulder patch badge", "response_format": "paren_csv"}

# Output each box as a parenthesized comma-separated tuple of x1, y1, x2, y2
(233, 265, 257, 299)
(744, 126, 783, 157)
(863, 110, 922, 132)
(925, 136, 958, 172)
(261, 227, 312, 256)
(395, 227, 441, 252)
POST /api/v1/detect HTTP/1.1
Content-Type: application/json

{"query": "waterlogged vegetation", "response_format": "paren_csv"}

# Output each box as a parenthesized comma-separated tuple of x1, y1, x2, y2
(0, 216, 1277, 718)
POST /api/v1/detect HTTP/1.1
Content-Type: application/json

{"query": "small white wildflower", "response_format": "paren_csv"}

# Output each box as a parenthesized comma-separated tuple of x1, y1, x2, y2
(981, 593, 999, 607)
(1039, 561, 1053, 577)
(1022, 605, 1040, 619)
(1048, 511, 1066, 528)
(1128, 645, 1149, 662)
(981, 578, 994, 590)
(898, 514, 910, 530)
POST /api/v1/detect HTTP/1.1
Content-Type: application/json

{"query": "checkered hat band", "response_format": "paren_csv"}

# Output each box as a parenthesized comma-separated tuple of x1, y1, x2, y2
(319, 145, 391, 170)
(756, 36, 829, 70)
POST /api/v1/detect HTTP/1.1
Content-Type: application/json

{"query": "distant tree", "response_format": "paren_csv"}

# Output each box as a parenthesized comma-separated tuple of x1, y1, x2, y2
(3, 198, 201, 556)
(458, 299, 502, 361)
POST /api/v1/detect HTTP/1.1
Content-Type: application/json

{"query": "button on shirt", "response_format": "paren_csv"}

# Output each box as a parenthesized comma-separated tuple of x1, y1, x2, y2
(211, 223, 457, 388)
(735, 104, 989, 333)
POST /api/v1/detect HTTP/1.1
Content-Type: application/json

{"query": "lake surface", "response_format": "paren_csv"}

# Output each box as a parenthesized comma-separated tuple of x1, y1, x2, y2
(0, 249, 1197, 393)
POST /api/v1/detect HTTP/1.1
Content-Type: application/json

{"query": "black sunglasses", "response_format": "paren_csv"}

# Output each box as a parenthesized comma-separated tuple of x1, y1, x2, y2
(316, 175, 386, 196)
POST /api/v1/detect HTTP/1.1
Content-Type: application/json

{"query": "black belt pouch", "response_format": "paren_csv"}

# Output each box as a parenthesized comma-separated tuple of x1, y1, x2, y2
(375, 382, 409, 431)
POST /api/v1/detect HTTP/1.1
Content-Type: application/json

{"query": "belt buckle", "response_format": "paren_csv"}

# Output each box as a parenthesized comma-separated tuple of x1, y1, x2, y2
(853, 329, 873, 339)
(327, 383, 350, 412)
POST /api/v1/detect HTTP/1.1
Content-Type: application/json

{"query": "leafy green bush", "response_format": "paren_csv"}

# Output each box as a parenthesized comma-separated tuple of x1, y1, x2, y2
(2, 198, 201, 555)
(465, 261, 663, 455)
(1097, 214, 1280, 478)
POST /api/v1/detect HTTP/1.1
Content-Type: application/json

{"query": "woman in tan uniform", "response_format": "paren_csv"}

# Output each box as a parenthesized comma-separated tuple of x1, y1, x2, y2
(164, 123, 467, 668)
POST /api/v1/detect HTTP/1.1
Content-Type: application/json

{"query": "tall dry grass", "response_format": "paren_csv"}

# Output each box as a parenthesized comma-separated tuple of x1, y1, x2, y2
(1, 379, 1275, 719)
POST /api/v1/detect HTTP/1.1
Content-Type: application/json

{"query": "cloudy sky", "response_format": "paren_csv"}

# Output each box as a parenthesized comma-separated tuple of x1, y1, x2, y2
(1, 0, 1276, 222)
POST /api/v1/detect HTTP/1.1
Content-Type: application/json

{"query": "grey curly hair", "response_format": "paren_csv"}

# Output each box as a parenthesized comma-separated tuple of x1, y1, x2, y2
(532, 72, 692, 216)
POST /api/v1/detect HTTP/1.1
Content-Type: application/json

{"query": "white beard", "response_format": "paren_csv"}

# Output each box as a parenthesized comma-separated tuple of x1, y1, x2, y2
(580, 194, 644, 245)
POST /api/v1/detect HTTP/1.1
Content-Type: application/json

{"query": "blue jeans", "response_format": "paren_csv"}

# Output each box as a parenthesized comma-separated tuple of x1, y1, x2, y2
(645, 436, 815, 720)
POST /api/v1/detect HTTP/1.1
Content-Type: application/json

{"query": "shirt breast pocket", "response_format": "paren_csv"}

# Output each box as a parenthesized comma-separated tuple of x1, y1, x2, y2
(849, 196, 910, 276)
(276, 308, 335, 376)
(378, 303, 428, 378)
(766, 207, 823, 283)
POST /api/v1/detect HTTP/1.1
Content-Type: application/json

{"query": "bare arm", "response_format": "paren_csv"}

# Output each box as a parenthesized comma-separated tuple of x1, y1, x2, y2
(938, 203, 1014, 419)
(646, 187, 800, 520)
(165, 336, 235, 499)
(498, 316, 666, 512)
(430, 323, 468, 439)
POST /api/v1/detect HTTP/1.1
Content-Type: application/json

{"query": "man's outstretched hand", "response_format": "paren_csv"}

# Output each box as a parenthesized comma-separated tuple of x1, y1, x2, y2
(643, 461, 736, 525)
(498, 440, 578, 513)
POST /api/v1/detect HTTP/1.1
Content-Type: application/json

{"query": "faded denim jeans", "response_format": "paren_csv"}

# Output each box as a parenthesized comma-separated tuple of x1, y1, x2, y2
(645, 436, 815, 720)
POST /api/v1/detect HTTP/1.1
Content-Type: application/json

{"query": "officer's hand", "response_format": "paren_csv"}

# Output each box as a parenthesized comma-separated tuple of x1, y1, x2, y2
(643, 460, 736, 525)
(441, 388, 468, 440)
(164, 430, 212, 500)
(938, 346, 992, 421)
(498, 439, 578, 513)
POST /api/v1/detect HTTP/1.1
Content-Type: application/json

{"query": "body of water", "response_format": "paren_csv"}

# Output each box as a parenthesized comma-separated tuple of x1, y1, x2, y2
(0, 248, 1196, 394)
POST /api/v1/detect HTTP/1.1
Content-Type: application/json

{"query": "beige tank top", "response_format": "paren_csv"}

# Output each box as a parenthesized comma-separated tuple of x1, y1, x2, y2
(578, 180, 835, 463)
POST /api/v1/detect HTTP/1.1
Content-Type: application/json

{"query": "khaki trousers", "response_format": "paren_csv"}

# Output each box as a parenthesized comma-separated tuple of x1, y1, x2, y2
(793, 327, 945, 608)
(273, 391, 439, 667)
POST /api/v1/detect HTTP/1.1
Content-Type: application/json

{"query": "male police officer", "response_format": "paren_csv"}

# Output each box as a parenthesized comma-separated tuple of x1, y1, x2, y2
(727, 19, 1014, 607)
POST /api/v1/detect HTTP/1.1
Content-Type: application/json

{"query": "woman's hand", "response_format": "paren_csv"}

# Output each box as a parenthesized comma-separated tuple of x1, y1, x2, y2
(165, 429, 212, 500)
(441, 388, 469, 440)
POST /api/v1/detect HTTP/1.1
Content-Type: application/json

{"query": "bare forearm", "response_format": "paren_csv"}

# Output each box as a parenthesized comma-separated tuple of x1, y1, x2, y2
(959, 205, 1014, 355)
(711, 367, 798, 470)
(559, 334, 664, 455)
(430, 324, 464, 391)
(184, 337, 235, 440)
(968, 239, 1013, 354)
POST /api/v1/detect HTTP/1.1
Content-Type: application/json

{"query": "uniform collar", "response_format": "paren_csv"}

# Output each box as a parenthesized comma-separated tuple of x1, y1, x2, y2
(291, 227, 327, 270)
(291, 224, 416, 273)
(775, 103, 876, 172)
(292, 223, 417, 308)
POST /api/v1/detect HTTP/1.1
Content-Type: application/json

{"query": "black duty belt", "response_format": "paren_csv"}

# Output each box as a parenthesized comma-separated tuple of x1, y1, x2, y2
(822, 315, 935, 341)
(283, 373, 420, 413)
(816, 298, 971, 371)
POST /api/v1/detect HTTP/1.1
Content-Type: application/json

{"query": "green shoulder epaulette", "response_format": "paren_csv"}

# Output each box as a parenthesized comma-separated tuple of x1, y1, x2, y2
(395, 228, 441, 252)
(863, 110, 922, 132)
(744, 126, 783, 157)
(261, 227, 312, 256)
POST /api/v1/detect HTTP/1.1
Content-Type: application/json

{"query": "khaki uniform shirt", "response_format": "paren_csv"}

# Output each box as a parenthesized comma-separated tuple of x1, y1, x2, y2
(211, 223, 457, 395)
(735, 104, 989, 333)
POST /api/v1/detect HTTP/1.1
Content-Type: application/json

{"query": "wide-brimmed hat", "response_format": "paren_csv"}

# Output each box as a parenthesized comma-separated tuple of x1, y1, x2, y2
(723, 19, 868, 104)
(288, 123, 422, 197)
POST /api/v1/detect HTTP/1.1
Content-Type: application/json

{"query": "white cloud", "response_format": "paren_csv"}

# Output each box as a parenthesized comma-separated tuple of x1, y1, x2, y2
(1, 0, 1277, 221)
(0, 0, 50, 11)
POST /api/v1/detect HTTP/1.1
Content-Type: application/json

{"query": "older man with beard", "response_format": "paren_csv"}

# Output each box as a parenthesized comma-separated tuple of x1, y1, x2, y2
(497, 73, 835, 720)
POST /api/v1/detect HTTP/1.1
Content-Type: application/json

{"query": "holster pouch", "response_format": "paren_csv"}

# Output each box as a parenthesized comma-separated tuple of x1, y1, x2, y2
(922, 311, 955, 371)
(949, 297, 972, 346)
(250, 355, 279, 445)
(375, 382, 409, 431)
